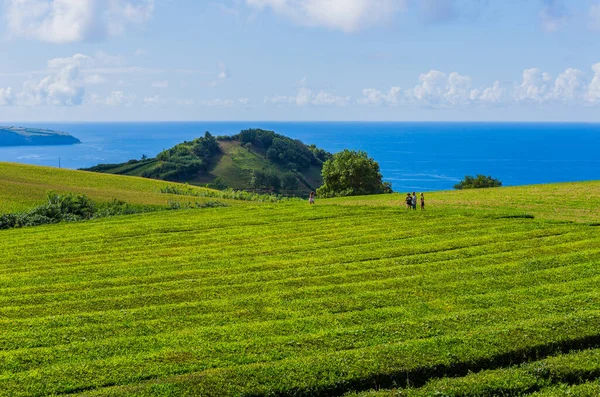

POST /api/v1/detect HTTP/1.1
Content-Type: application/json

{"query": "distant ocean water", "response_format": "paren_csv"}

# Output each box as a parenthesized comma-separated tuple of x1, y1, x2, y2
(1, 121, 599, 192)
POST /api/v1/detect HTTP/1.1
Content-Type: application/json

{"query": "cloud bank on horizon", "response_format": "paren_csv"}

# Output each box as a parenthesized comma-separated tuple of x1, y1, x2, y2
(0, 0, 600, 121)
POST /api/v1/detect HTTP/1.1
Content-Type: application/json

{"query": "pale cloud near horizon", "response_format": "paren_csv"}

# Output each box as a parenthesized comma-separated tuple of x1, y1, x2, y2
(266, 79, 350, 106)
(0, 88, 14, 106)
(3, 0, 154, 43)
(2, 52, 600, 110)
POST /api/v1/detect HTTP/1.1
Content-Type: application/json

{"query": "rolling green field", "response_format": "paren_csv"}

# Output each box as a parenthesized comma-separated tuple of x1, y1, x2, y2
(0, 163, 260, 214)
(1, 163, 599, 396)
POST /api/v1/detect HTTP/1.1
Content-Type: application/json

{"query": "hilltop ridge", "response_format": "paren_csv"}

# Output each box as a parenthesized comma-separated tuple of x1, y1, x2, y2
(82, 128, 330, 196)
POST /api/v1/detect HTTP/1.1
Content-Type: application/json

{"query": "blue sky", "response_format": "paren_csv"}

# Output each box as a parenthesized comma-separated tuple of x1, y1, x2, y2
(0, 0, 599, 121)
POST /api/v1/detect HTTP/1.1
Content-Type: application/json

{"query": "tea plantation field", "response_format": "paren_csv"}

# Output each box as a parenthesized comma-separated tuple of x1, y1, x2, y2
(0, 163, 599, 396)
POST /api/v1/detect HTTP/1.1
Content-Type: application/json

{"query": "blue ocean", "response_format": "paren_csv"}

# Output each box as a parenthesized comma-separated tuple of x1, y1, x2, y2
(1, 122, 599, 192)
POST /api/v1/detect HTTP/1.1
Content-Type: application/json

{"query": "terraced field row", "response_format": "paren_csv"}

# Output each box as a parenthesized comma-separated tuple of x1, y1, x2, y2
(1, 202, 599, 396)
(348, 348, 600, 396)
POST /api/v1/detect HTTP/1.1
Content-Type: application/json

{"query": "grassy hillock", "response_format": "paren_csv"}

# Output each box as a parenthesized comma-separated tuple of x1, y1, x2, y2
(0, 163, 599, 396)
(83, 129, 329, 196)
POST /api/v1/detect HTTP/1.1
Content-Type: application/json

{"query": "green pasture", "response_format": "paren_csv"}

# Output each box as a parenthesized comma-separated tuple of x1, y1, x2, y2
(0, 162, 254, 213)
(0, 163, 599, 396)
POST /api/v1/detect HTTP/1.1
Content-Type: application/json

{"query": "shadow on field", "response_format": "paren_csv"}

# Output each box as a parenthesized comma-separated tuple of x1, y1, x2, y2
(251, 333, 600, 397)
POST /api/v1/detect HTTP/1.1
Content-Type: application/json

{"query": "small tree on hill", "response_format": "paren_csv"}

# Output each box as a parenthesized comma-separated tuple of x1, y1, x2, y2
(454, 174, 502, 189)
(317, 150, 392, 197)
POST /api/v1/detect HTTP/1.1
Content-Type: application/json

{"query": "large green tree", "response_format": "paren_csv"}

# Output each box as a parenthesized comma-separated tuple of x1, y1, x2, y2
(316, 149, 392, 197)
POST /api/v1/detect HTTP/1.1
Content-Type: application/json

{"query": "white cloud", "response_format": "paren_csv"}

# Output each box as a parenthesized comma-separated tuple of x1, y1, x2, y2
(516, 68, 553, 102)
(4, 0, 154, 44)
(151, 81, 169, 88)
(246, 0, 405, 32)
(411, 70, 451, 105)
(552, 68, 586, 101)
(0, 87, 15, 106)
(358, 87, 402, 106)
(588, 63, 600, 103)
(590, 4, 600, 30)
(18, 53, 91, 106)
(266, 82, 349, 107)
(312, 90, 351, 106)
(474, 81, 507, 103)
(445, 72, 473, 105)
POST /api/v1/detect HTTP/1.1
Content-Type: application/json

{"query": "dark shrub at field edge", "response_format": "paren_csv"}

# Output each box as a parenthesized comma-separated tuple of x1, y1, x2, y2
(455, 174, 503, 189)
(0, 192, 151, 230)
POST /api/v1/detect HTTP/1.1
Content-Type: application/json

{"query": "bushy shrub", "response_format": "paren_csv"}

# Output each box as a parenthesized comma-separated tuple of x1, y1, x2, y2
(0, 193, 153, 231)
(454, 175, 502, 189)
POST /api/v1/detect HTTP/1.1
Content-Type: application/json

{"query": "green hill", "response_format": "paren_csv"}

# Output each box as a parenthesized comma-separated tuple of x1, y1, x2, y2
(1, 163, 600, 396)
(82, 129, 330, 196)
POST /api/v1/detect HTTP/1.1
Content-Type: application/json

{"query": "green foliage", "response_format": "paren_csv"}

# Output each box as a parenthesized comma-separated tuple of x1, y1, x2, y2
(308, 144, 333, 163)
(142, 132, 220, 181)
(160, 184, 298, 202)
(317, 149, 392, 197)
(233, 128, 331, 171)
(167, 200, 229, 210)
(206, 177, 228, 190)
(281, 172, 300, 190)
(454, 174, 503, 189)
(0, 192, 152, 230)
(250, 169, 281, 191)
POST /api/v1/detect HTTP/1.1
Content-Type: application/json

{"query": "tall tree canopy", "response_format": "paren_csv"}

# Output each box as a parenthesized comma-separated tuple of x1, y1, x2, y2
(317, 149, 392, 197)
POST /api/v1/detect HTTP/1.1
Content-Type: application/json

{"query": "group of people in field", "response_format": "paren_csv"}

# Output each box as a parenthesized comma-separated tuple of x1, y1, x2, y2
(405, 192, 425, 210)
(308, 190, 424, 209)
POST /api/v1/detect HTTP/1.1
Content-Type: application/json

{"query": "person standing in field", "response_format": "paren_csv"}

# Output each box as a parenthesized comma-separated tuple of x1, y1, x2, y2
(309, 191, 315, 205)
(420, 193, 425, 210)
(412, 192, 417, 210)
(405, 193, 412, 209)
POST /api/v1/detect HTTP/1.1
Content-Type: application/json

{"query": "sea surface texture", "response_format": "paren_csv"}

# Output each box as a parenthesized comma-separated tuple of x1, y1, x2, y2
(0, 122, 598, 192)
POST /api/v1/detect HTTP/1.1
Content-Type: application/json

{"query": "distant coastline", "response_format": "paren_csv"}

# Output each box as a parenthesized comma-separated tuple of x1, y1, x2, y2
(0, 126, 81, 147)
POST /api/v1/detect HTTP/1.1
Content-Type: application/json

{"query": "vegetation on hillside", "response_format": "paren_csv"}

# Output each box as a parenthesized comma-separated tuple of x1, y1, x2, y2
(82, 129, 332, 196)
(455, 174, 503, 189)
(317, 149, 392, 197)
(0, 163, 248, 214)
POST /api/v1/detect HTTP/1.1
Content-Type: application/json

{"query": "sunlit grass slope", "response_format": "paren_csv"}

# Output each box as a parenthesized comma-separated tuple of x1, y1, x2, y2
(329, 180, 600, 222)
(0, 162, 249, 213)
(0, 163, 599, 396)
